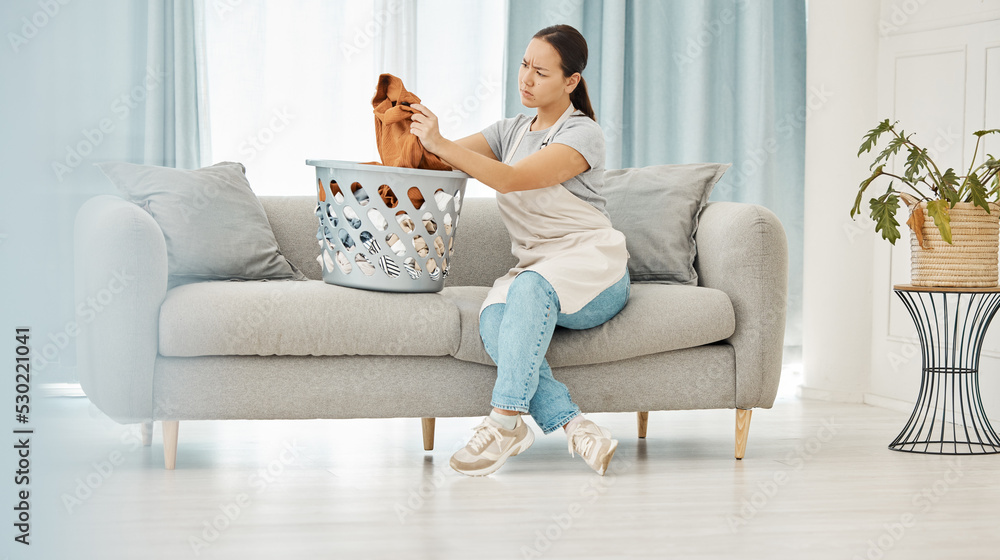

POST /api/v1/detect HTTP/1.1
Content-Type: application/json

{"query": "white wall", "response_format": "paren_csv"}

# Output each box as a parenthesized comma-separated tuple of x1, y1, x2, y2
(868, 1, 1000, 414)
(801, 0, 882, 402)
(803, 0, 1000, 415)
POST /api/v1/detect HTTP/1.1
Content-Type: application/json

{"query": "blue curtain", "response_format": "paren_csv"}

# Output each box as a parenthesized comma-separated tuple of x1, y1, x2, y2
(506, 0, 806, 353)
(144, 0, 210, 168)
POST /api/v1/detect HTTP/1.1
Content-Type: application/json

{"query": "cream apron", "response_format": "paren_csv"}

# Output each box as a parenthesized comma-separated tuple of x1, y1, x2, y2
(479, 105, 630, 318)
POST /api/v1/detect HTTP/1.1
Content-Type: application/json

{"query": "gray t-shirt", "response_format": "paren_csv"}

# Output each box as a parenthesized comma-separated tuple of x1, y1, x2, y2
(480, 110, 610, 220)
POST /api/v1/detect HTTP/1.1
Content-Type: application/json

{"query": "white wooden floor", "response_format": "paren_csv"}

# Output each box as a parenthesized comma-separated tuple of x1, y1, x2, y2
(23, 391, 1000, 560)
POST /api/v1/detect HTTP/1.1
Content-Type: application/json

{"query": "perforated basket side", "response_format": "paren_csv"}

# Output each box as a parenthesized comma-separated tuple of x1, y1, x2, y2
(310, 162, 468, 293)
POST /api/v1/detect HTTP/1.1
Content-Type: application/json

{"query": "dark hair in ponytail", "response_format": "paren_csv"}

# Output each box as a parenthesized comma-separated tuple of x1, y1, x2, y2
(532, 24, 596, 121)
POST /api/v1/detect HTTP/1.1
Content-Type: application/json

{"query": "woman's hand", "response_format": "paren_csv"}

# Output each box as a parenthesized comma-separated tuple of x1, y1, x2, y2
(409, 103, 445, 154)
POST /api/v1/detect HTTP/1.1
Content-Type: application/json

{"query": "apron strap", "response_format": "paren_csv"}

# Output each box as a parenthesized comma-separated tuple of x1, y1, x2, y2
(503, 104, 576, 165)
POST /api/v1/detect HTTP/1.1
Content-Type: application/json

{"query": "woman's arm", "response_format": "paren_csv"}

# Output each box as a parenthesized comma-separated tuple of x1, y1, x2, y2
(409, 103, 589, 194)
(453, 133, 498, 160)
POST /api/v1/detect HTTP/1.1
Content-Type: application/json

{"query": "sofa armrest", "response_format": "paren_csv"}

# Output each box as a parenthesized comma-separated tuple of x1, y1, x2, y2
(694, 201, 788, 409)
(74, 195, 167, 424)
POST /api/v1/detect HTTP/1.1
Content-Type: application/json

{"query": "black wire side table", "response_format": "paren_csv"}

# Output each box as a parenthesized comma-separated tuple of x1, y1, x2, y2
(892, 284, 1000, 454)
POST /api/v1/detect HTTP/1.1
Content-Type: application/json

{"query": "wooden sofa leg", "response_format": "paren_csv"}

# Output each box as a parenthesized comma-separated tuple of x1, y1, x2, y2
(162, 421, 179, 470)
(141, 420, 154, 446)
(421, 418, 435, 451)
(637, 412, 648, 438)
(735, 409, 752, 460)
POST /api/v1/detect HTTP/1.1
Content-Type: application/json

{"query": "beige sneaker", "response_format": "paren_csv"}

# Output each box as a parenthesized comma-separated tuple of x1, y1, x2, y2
(450, 415, 535, 476)
(568, 419, 618, 475)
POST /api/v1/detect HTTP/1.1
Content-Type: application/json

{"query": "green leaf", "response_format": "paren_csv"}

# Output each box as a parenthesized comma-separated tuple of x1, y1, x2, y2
(939, 167, 960, 205)
(969, 174, 990, 213)
(858, 119, 894, 156)
(869, 190, 901, 244)
(926, 199, 952, 244)
(940, 184, 960, 206)
(871, 136, 908, 171)
(941, 168, 959, 189)
(973, 129, 1000, 138)
(853, 165, 884, 217)
(904, 146, 929, 182)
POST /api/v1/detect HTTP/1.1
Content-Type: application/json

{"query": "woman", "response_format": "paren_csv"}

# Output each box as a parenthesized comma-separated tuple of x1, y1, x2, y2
(409, 24, 630, 476)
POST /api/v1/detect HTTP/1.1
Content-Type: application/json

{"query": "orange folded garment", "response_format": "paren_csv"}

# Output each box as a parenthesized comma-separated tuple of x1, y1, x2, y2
(371, 73, 452, 171)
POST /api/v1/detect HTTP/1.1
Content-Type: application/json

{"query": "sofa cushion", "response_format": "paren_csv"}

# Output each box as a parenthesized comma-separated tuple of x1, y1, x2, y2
(159, 280, 460, 357)
(604, 163, 730, 285)
(97, 161, 308, 289)
(441, 283, 735, 368)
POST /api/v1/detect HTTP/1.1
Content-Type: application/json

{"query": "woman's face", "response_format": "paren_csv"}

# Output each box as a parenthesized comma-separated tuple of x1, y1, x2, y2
(518, 38, 578, 109)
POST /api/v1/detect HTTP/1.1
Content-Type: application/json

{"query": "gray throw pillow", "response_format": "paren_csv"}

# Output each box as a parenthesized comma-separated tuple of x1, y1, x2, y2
(603, 163, 731, 285)
(97, 161, 307, 288)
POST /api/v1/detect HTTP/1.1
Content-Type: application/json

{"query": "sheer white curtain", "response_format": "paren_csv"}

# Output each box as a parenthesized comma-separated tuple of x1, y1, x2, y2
(145, 0, 212, 168)
(203, 0, 505, 196)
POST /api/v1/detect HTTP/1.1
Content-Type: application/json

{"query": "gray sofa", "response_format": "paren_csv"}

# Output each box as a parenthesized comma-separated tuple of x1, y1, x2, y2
(74, 194, 787, 469)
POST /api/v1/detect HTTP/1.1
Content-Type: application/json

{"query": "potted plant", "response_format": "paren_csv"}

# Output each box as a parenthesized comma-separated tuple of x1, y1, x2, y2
(851, 120, 1000, 287)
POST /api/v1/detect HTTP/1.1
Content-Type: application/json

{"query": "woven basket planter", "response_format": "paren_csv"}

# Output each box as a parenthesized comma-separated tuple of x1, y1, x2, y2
(910, 201, 1000, 288)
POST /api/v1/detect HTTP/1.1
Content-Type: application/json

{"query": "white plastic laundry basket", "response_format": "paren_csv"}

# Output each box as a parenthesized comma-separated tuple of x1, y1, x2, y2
(307, 159, 469, 293)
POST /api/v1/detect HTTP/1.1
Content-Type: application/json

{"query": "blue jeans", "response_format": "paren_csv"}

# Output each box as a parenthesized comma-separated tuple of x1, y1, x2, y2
(479, 269, 631, 434)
